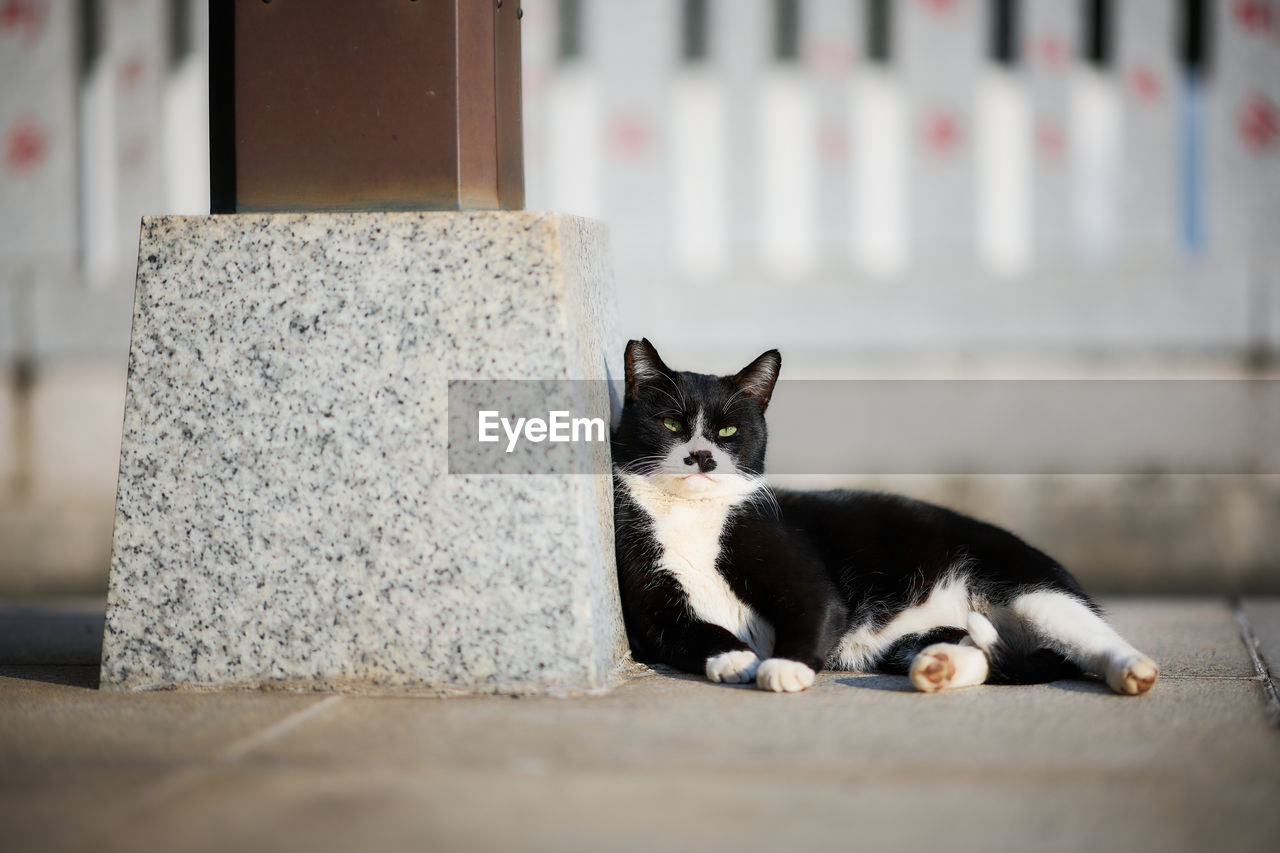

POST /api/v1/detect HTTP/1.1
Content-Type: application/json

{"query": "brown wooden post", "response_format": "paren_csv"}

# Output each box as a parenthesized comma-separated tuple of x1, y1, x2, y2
(209, 0, 524, 213)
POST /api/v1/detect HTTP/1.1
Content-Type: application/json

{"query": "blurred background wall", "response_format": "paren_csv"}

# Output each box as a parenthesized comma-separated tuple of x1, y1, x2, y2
(1, 0, 1278, 596)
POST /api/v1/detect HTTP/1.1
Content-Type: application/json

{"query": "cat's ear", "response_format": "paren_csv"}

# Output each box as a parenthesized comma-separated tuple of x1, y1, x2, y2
(733, 349, 781, 410)
(624, 338, 674, 401)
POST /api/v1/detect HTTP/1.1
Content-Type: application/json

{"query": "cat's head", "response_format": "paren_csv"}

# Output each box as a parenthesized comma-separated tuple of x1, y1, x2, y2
(612, 339, 781, 498)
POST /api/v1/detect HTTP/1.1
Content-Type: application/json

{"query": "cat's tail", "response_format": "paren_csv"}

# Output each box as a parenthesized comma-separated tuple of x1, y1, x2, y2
(965, 612, 1082, 685)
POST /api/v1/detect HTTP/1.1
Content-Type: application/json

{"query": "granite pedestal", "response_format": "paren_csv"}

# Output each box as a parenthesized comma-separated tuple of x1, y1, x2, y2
(100, 212, 627, 693)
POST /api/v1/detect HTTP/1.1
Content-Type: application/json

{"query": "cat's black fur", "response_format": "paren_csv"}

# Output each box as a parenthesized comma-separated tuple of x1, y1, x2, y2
(610, 339, 1140, 692)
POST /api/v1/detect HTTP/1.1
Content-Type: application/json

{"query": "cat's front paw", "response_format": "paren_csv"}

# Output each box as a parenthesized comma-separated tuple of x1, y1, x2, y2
(755, 658, 815, 693)
(705, 650, 760, 683)
(1107, 655, 1159, 696)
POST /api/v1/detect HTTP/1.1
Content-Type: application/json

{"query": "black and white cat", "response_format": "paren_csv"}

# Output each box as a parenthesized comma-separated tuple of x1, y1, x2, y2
(611, 339, 1159, 695)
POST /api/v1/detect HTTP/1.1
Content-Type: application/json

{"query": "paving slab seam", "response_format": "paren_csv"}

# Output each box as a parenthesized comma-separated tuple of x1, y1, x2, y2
(89, 695, 346, 846)
(1231, 597, 1280, 728)
(219, 695, 345, 762)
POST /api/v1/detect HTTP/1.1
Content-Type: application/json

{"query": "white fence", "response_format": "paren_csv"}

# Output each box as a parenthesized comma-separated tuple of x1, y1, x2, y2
(0, 0, 208, 360)
(521, 0, 1280, 359)
(2, 0, 1278, 362)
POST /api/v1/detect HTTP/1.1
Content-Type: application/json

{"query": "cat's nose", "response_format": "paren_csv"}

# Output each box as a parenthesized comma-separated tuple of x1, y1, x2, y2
(684, 450, 717, 472)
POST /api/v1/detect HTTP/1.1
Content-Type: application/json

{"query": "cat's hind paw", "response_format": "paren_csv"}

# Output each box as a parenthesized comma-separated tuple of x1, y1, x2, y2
(910, 643, 990, 693)
(1106, 655, 1158, 696)
(754, 659, 816, 693)
(705, 650, 760, 684)
(909, 646, 958, 693)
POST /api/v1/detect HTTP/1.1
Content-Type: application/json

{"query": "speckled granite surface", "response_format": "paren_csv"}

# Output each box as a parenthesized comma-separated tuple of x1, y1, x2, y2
(101, 212, 626, 692)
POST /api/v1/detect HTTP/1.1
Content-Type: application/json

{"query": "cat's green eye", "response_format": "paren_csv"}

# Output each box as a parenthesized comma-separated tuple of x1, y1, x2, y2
(662, 417, 682, 432)
(718, 426, 738, 437)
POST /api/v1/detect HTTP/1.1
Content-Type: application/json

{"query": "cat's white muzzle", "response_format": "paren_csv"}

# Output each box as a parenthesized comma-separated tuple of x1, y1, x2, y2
(652, 468, 760, 501)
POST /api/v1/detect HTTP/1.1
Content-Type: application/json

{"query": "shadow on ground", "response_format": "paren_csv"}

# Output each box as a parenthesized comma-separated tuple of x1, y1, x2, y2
(0, 664, 99, 689)
(0, 599, 104, 688)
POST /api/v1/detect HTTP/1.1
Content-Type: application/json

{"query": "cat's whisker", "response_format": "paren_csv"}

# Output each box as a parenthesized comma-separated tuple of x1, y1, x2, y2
(647, 385, 685, 413)
(722, 386, 750, 411)
(747, 484, 782, 520)
(657, 371, 689, 411)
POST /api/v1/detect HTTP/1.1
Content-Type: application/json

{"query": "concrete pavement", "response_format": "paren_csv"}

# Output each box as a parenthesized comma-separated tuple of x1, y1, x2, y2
(2, 597, 1278, 853)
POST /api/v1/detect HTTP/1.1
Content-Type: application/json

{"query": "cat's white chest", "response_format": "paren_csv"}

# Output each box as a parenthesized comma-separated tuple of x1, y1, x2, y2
(649, 500, 727, 578)
(621, 475, 774, 656)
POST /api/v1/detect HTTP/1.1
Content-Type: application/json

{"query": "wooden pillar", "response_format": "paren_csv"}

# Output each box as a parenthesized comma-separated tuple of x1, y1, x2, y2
(209, 0, 524, 213)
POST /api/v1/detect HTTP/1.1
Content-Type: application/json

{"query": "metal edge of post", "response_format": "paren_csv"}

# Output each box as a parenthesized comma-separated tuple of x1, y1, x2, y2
(457, 0, 499, 209)
(495, 0, 525, 210)
(209, 0, 235, 214)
